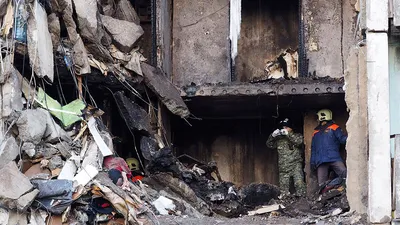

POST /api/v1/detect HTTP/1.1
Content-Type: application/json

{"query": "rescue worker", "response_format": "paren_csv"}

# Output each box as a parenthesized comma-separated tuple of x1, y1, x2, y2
(266, 118, 306, 196)
(311, 109, 347, 186)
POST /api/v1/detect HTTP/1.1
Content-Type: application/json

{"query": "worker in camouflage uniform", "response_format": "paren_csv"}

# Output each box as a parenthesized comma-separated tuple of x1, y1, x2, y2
(266, 118, 306, 196)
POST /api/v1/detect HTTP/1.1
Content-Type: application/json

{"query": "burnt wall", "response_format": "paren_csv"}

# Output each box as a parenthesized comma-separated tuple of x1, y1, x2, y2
(303, 0, 357, 78)
(172, 0, 230, 87)
(172, 114, 304, 186)
(236, 0, 299, 82)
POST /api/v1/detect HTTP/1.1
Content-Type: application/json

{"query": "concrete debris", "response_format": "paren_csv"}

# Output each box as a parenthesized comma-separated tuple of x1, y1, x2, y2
(141, 63, 191, 118)
(0, 136, 19, 169)
(72, 35, 91, 75)
(81, 139, 102, 171)
(0, 162, 38, 211)
(114, 0, 141, 24)
(113, 91, 152, 134)
(1, 64, 23, 117)
(8, 211, 28, 225)
(153, 196, 176, 215)
(125, 50, 147, 75)
(16, 109, 47, 144)
(47, 13, 60, 52)
(1, 1, 13, 36)
(0, 0, 9, 18)
(22, 142, 36, 157)
(49, 155, 64, 170)
(140, 136, 158, 160)
(27, 0, 54, 82)
(72, 0, 103, 43)
(39, 108, 72, 143)
(100, 15, 144, 53)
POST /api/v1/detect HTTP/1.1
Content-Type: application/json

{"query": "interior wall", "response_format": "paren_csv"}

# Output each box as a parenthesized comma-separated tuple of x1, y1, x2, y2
(172, 0, 230, 87)
(303, 109, 349, 195)
(236, 0, 299, 82)
(303, 0, 357, 78)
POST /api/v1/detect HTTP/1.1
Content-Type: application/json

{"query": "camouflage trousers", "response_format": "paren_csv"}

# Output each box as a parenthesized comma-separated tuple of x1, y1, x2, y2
(279, 162, 306, 196)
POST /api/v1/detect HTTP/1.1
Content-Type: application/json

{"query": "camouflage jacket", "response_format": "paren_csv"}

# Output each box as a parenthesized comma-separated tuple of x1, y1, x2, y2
(266, 132, 304, 171)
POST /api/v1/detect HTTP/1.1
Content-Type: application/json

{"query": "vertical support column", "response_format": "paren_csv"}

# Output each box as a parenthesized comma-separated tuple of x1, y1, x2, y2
(367, 32, 391, 223)
(394, 135, 400, 219)
(229, 0, 241, 82)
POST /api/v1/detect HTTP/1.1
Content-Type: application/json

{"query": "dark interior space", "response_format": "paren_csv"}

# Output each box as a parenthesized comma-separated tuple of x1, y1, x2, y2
(171, 94, 348, 187)
(236, 0, 299, 82)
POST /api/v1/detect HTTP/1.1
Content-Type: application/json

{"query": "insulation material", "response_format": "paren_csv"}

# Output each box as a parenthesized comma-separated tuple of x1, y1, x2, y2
(230, 0, 241, 64)
(27, 0, 54, 82)
(36, 88, 85, 127)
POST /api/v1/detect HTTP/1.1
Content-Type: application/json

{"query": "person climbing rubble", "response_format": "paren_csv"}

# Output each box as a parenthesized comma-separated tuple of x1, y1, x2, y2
(311, 109, 348, 187)
(266, 118, 306, 196)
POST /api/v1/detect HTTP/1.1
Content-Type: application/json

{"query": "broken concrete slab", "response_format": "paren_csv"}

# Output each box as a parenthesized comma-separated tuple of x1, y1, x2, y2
(27, 0, 54, 82)
(1, 64, 24, 117)
(141, 63, 190, 118)
(140, 136, 158, 160)
(8, 211, 28, 225)
(0, 162, 37, 211)
(72, 36, 91, 75)
(47, 13, 60, 52)
(72, 0, 103, 42)
(114, 0, 140, 24)
(17, 189, 40, 211)
(81, 140, 102, 171)
(49, 155, 64, 170)
(100, 15, 144, 53)
(113, 91, 152, 134)
(0, 0, 9, 18)
(125, 51, 146, 75)
(55, 142, 72, 159)
(37, 108, 72, 143)
(0, 136, 19, 169)
(16, 109, 47, 144)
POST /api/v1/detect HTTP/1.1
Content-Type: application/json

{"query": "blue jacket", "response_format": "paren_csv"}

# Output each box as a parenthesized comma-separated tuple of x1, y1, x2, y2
(311, 121, 347, 168)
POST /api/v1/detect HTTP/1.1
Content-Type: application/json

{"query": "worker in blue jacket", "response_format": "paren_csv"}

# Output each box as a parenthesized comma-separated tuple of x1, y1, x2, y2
(311, 109, 347, 186)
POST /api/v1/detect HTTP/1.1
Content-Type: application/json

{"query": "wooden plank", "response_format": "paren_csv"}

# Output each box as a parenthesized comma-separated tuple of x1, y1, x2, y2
(395, 134, 400, 218)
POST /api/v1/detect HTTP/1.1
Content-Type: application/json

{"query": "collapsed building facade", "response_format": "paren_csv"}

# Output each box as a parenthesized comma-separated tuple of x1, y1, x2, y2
(0, 0, 396, 224)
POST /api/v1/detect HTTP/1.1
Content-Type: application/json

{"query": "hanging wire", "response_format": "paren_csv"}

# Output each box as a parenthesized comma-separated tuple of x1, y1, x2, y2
(103, 86, 146, 173)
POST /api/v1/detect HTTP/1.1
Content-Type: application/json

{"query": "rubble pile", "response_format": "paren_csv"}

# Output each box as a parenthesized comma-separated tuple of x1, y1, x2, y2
(0, 0, 191, 224)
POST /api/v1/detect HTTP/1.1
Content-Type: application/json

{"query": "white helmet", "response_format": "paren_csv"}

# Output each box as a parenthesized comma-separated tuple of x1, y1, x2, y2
(317, 109, 333, 121)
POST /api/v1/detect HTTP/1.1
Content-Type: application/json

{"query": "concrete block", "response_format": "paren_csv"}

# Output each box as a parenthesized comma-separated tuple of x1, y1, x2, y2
(37, 108, 71, 143)
(367, 32, 391, 223)
(366, 0, 388, 31)
(16, 109, 47, 144)
(27, 0, 54, 82)
(0, 136, 19, 169)
(100, 15, 144, 53)
(0, 162, 35, 210)
(16, 189, 39, 211)
(48, 155, 64, 170)
(72, 0, 101, 41)
(141, 63, 190, 118)
(114, 0, 140, 24)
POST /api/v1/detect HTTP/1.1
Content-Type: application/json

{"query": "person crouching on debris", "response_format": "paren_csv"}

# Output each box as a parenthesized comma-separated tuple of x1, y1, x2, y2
(311, 109, 347, 187)
(266, 118, 306, 196)
(103, 156, 132, 191)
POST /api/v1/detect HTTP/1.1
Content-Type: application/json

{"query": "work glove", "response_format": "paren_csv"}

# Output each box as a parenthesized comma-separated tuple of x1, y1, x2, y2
(272, 129, 281, 137)
(280, 129, 288, 136)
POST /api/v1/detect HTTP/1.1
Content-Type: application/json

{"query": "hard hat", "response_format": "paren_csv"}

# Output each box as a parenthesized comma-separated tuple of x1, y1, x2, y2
(126, 158, 140, 171)
(279, 118, 292, 128)
(317, 109, 333, 121)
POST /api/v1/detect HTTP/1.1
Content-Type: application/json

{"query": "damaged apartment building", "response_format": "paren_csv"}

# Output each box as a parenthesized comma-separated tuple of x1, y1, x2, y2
(0, 0, 396, 224)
